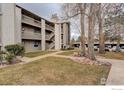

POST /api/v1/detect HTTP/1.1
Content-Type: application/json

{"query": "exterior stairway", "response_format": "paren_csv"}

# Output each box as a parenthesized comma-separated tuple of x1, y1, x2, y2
(46, 33, 55, 49)
(46, 33, 54, 41)
(48, 42, 55, 49)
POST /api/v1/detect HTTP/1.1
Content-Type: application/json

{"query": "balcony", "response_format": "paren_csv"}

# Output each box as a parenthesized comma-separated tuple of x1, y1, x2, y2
(22, 33, 41, 40)
(22, 15, 41, 28)
(45, 24, 55, 32)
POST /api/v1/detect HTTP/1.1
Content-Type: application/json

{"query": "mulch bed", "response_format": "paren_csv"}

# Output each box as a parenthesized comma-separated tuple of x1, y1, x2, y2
(72, 52, 111, 66)
(71, 57, 111, 66)
(0, 59, 23, 68)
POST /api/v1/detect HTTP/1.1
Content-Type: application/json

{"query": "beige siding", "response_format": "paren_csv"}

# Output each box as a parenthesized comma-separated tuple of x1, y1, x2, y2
(1, 3, 16, 49)
(41, 19, 46, 50)
(22, 25, 41, 40)
(22, 40, 41, 52)
(63, 23, 69, 46)
(55, 23, 61, 50)
(0, 4, 2, 46)
(15, 6, 22, 43)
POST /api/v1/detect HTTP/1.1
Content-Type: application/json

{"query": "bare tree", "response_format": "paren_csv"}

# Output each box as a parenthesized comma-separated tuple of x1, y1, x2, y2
(79, 4, 86, 56)
(61, 3, 98, 60)
(61, 3, 87, 56)
(96, 4, 111, 54)
(87, 4, 97, 60)
(105, 4, 124, 52)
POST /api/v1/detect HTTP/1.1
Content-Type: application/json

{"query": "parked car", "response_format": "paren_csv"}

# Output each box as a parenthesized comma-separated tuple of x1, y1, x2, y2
(94, 46, 98, 51)
(120, 46, 124, 52)
(112, 46, 121, 52)
(111, 46, 116, 52)
(105, 47, 110, 51)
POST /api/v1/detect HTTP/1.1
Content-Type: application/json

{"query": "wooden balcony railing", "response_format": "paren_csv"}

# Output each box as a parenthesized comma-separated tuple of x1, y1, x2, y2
(22, 15, 41, 28)
(22, 33, 41, 40)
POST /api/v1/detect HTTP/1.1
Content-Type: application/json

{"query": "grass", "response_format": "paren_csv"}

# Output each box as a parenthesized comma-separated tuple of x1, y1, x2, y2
(59, 49, 124, 60)
(58, 49, 80, 56)
(98, 52, 124, 60)
(0, 57, 110, 85)
(25, 51, 56, 58)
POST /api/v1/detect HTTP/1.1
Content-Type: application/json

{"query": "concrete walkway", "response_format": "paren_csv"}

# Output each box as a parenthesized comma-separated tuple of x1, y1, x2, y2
(97, 57, 124, 85)
(21, 51, 64, 63)
(52, 55, 72, 58)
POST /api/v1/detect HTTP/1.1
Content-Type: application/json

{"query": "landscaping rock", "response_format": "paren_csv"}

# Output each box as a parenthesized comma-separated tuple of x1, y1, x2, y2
(71, 57, 111, 66)
(73, 52, 78, 56)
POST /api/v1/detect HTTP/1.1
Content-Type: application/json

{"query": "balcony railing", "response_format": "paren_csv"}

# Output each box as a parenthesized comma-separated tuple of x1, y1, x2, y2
(22, 15, 41, 28)
(22, 33, 41, 40)
(45, 24, 55, 31)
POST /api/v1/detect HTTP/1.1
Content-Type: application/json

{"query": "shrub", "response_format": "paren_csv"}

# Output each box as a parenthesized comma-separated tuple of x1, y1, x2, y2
(0, 51, 6, 54)
(0, 55, 3, 64)
(4, 44, 25, 57)
(61, 47, 74, 51)
(5, 54, 15, 64)
(0, 51, 6, 65)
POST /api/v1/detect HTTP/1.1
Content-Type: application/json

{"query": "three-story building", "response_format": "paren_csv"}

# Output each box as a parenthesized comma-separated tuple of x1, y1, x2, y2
(0, 4, 70, 52)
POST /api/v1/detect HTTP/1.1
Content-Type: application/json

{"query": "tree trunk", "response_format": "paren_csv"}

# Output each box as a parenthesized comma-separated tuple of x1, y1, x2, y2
(98, 4, 105, 54)
(116, 37, 121, 52)
(99, 18, 105, 54)
(88, 4, 96, 60)
(79, 4, 86, 56)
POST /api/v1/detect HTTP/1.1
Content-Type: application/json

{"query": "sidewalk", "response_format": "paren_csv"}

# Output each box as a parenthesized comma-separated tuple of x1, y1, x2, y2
(21, 51, 64, 63)
(97, 57, 124, 85)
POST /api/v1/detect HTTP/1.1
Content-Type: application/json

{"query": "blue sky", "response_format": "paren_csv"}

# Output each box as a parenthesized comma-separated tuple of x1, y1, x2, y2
(17, 3, 80, 40)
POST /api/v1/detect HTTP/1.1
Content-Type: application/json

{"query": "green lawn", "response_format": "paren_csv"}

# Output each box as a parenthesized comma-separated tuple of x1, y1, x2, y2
(98, 52, 124, 60)
(25, 51, 56, 58)
(58, 49, 80, 56)
(0, 57, 110, 85)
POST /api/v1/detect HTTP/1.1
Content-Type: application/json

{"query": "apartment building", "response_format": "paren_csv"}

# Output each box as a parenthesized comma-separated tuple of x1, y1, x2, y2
(0, 4, 70, 52)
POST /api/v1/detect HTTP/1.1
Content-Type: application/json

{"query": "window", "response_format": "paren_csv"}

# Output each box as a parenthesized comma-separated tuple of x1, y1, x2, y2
(61, 34, 63, 39)
(34, 41, 39, 47)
